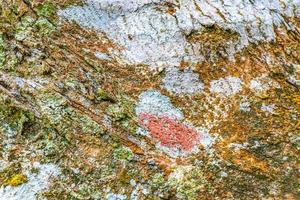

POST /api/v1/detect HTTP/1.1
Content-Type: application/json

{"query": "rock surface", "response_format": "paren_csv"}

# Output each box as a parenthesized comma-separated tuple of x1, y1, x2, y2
(0, 0, 299, 199)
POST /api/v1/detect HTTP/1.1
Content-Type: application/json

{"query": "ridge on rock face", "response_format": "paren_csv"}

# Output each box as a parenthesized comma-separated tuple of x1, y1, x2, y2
(59, 0, 300, 69)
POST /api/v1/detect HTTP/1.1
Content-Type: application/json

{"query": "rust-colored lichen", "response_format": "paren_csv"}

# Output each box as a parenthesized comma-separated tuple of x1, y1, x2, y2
(139, 113, 200, 151)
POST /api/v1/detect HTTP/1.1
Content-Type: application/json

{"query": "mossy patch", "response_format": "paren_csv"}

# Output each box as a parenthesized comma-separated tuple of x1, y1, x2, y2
(36, 3, 56, 18)
(96, 88, 113, 101)
(0, 34, 6, 67)
(168, 166, 212, 200)
(15, 16, 35, 41)
(107, 95, 137, 134)
(36, 92, 103, 136)
(113, 146, 134, 163)
(0, 102, 34, 137)
(34, 18, 55, 36)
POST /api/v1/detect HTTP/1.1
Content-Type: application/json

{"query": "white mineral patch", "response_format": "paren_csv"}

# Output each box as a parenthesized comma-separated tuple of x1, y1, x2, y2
(197, 127, 214, 150)
(59, 0, 300, 69)
(0, 162, 61, 200)
(288, 64, 300, 86)
(209, 76, 243, 96)
(161, 67, 204, 95)
(249, 75, 281, 93)
(95, 51, 111, 60)
(168, 165, 193, 182)
(261, 104, 276, 115)
(135, 89, 184, 120)
(106, 192, 127, 200)
(156, 141, 200, 158)
(240, 102, 251, 112)
(0, 160, 8, 171)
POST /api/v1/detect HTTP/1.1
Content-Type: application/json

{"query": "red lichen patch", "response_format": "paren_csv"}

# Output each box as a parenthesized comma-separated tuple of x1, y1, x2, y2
(139, 113, 200, 151)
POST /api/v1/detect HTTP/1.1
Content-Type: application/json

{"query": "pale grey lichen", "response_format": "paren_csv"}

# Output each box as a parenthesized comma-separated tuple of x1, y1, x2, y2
(209, 76, 243, 97)
(161, 67, 204, 95)
(239, 102, 251, 112)
(95, 52, 111, 60)
(58, 0, 300, 69)
(249, 75, 281, 93)
(135, 89, 184, 120)
(261, 104, 276, 115)
(106, 192, 127, 200)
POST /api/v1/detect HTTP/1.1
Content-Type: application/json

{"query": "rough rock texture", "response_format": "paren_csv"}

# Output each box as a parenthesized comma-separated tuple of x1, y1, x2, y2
(0, 0, 299, 199)
(59, 0, 300, 68)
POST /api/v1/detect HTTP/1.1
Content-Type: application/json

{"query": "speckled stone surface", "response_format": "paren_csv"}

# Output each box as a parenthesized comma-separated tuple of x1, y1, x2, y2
(0, 0, 299, 199)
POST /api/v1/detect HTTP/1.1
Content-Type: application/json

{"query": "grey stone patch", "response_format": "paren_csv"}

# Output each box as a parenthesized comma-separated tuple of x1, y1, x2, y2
(95, 51, 111, 60)
(209, 76, 243, 97)
(58, 0, 300, 69)
(240, 102, 251, 112)
(288, 64, 300, 87)
(102, 114, 112, 129)
(106, 192, 127, 200)
(161, 67, 204, 95)
(261, 104, 276, 115)
(135, 89, 184, 120)
(249, 75, 281, 93)
(0, 162, 61, 200)
(155, 142, 200, 158)
(197, 127, 214, 150)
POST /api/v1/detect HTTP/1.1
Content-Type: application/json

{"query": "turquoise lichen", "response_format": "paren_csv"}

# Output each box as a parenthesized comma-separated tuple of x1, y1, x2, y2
(113, 146, 134, 163)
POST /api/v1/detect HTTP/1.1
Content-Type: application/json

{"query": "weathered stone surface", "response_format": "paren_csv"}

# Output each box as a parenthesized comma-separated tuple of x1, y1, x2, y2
(0, 0, 299, 199)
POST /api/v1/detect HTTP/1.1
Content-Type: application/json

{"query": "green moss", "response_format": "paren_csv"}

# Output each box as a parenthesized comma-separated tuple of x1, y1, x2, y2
(36, 92, 103, 136)
(168, 166, 212, 200)
(107, 95, 137, 134)
(0, 102, 33, 137)
(113, 146, 133, 163)
(34, 18, 55, 36)
(96, 88, 109, 101)
(151, 173, 165, 188)
(36, 3, 56, 18)
(0, 34, 6, 67)
(15, 16, 35, 41)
